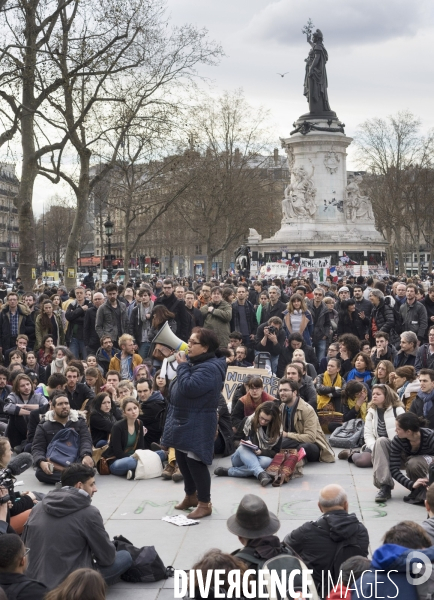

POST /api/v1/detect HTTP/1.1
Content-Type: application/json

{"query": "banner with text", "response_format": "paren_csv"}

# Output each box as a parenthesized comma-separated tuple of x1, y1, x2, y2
(260, 263, 289, 277)
(300, 256, 332, 269)
(222, 366, 279, 404)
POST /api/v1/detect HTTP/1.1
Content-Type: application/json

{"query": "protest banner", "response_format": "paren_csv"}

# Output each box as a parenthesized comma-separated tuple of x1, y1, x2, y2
(299, 256, 331, 269)
(222, 366, 279, 404)
(260, 262, 289, 277)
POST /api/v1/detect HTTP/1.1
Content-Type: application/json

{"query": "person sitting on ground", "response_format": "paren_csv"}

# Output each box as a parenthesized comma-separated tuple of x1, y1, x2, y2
(394, 331, 418, 368)
(292, 348, 317, 379)
(186, 550, 248, 600)
(370, 331, 397, 367)
(277, 332, 318, 378)
(232, 345, 252, 368)
(136, 377, 165, 449)
(318, 342, 339, 375)
(86, 353, 104, 376)
(32, 390, 94, 484)
(102, 397, 146, 479)
(89, 392, 123, 448)
(153, 369, 169, 400)
(4, 374, 47, 452)
(284, 484, 369, 592)
(22, 463, 132, 590)
(214, 401, 281, 487)
(64, 365, 94, 411)
(96, 335, 116, 376)
(0, 533, 48, 600)
(339, 381, 370, 430)
(36, 334, 55, 367)
(283, 362, 317, 409)
(108, 334, 142, 381)
(348, 385, 405, 503)
(354, 521, 434, 600)
(230, 377, 276, 440)
(25, 374, 68, 452)
(345, 352, 374, 385)
(422, 483, 434, 544)
(389, 365, 420, 411)
(25, 351, 46, 384)
(415, 325, 434, 373)
(117, 379, 136, 403)
(44, 568, 106, 600)
(371, 359, 394, 386)
(316, 357, 345, 414)
(326, 556, 371, 600)
(279, 378, 335, 464)
(337, 334, 361, 377)
(44, 345, 72, 379)
(390, 412, 434, 505)
(215, 394, 234, 457)
(409, 368, 434, 429)
(84, 367, 105, 397)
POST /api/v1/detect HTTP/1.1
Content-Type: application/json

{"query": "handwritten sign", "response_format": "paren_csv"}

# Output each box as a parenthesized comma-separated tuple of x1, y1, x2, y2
(222, 366, 280, 404)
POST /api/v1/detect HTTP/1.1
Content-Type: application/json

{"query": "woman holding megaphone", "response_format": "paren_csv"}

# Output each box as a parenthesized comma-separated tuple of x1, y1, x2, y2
(161, 327, 227, 519)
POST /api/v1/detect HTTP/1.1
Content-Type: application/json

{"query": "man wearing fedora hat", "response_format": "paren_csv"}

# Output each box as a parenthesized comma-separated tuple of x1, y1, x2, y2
(227, 494, 283, 569)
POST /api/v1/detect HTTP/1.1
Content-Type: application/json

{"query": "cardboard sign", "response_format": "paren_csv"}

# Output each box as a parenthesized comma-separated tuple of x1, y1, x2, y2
(222, 366, 280, 404)
(300, 256, 331, 268)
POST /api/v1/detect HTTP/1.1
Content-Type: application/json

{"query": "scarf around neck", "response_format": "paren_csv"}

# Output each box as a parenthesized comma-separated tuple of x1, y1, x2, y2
(240, 391, 273, 417)
(317, 371, 343, 410)
(418, 390, 434, 416)
(243, 414, 280, 450)
(346, 368, 372, 384)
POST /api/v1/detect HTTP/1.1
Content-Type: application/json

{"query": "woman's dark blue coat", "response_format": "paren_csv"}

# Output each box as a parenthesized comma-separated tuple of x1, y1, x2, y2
(161, 354, 227, 464)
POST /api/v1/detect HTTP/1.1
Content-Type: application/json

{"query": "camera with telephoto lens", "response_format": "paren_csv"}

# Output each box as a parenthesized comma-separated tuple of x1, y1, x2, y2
(267, 326, 276, 335)
(0, 453, 33, 505)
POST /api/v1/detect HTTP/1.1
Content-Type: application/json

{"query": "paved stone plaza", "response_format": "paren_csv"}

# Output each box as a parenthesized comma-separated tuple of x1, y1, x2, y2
(18, 454, 425, 599)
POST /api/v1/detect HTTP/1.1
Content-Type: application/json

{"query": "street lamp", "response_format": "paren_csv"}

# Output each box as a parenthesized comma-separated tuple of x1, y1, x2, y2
(104, 216, 114, 281)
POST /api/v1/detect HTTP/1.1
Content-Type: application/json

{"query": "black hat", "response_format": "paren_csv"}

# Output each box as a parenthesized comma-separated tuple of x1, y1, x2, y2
(226, 494, 280, 538)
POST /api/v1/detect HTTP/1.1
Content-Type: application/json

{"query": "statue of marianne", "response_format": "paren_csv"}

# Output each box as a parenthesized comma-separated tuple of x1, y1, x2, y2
(303, 29, 331, 114)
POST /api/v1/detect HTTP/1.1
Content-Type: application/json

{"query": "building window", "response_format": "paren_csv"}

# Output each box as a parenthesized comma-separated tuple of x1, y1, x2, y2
(195, 245, 202, 255)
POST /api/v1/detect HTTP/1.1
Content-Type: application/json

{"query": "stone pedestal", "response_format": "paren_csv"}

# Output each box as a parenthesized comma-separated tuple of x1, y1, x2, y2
(248, 114, 386, 257)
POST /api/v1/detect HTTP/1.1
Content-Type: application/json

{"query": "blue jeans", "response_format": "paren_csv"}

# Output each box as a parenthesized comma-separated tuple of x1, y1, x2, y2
(314, 339, 327, 363)
(138, 342, 151, 359)
(109, 457, 137, 476)
(155, 450, 166, 464)
(229, 445, 272, 478)
(98, 550, 133, 585)
(69, 338, 88, 360)
(95, 440, 108, 448)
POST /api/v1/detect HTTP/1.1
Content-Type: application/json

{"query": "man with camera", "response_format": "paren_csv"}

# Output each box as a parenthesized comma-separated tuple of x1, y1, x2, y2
(254, 317, 286, 375)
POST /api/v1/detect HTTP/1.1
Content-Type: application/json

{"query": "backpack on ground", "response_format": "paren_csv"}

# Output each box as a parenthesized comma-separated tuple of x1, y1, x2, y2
(46, 427, 80, 467)
(329, 418, 364, 449)
(113, 534, 173, 583)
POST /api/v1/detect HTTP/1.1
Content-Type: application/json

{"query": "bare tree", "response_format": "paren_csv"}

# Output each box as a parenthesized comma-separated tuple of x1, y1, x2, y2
(355, 111, 434, 274)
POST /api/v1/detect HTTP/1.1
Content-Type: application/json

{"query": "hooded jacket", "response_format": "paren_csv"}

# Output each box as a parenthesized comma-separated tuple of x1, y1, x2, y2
(23, 487, 116, 590)
(161, 354, 227, 464)
(354, 544, 434, 600)
(284, 509, 369, 590)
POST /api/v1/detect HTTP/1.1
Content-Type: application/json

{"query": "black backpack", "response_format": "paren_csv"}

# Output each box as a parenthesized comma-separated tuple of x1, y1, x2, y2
(113, 535, 173, 583)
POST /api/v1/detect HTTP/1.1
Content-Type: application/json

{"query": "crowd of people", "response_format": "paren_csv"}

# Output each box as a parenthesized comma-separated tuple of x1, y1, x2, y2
(1, 270, 434, 597)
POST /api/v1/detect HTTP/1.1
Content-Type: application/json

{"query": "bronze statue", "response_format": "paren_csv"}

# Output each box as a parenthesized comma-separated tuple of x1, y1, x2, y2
(303, 29, 331, 114)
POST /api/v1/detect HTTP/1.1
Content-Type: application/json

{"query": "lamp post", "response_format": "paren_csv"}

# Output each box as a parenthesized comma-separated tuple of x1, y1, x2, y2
(104, 216, 114, 281)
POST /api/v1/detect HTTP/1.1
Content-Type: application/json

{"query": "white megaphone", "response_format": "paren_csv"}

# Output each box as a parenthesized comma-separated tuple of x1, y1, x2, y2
(151, 322, 189, 354)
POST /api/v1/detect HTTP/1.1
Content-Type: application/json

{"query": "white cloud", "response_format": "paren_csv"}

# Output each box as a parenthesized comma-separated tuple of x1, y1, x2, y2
(243, 0, 433, 47)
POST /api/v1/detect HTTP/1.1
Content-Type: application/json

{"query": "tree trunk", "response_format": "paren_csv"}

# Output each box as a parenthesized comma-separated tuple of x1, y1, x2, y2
(64, 149, 91, 289)
(395, 230, 405, 275)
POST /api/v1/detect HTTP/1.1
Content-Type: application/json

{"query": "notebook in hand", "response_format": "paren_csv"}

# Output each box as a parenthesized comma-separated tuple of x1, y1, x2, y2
(240, 440, 259, 451)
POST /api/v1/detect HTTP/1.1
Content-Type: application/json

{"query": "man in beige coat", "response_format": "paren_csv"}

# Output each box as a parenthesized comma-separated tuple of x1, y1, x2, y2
(278, 378, 335, 463)
(200, 286, 232, 347)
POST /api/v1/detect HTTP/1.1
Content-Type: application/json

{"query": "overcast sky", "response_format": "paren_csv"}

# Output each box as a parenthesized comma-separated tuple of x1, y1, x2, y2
(32, 0, 434, 213)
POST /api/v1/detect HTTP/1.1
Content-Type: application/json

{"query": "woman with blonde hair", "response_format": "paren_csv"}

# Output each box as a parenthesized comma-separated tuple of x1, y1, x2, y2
(282, 293, 313, 346)
(351, 384, 405, 503)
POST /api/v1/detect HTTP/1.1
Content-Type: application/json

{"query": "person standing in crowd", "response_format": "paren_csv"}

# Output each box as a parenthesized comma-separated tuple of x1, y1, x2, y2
(23, 292, 39, 348)
(0, 292, 32, 358)
(415, 325, 434, 372)
(34, 300, 65, 352)
(184, 291, 203, 337)
(193, 283, 211, 309)
(129, 288, 154, 359)
(282, 294, 313, 346)
(230, 286, 257, 359)
(308, 287, 331, 362)
(65, 287, 90, 359)
(400, 284, 428, 345)
(337, 298, 368, 340)
(96, 335, 116, 376)
(95, 284, 129, 347)
(83, 291, 105, 355)
(215, 401, 281, 487)
(260, 285, 286, 324)
(82, 270, 95, 290)
(254, 317, 286, 375)
(154, 279, 189, 342)
(162, 327, 226, 519)
(353, 284, 373, 318)
(200, 287, 232, 348)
